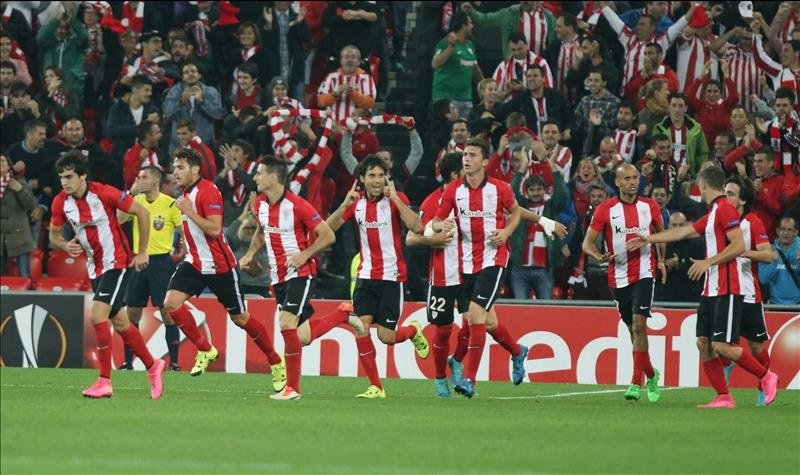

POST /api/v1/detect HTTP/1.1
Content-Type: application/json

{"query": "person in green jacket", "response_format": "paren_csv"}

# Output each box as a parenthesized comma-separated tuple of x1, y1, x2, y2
(462, 1, 556, 58)
(37, 8, 88, 102)
(509, 148, 567, 300)
(651, 93, 709, 179)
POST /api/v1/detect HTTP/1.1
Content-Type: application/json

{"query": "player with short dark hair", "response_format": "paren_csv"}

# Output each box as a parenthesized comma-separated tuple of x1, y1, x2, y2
(628, 166, 779, 408)
(583, 163, 666, 403)
(239, 157, 364, 400)
(163, 147, 287, 392)
(325, 154, 428, 399)
(49, 151, 166, 399)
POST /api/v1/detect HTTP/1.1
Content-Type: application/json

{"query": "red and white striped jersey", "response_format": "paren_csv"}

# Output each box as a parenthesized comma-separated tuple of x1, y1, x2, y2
(720, 43, 763, 113)
(676, 34, 714, 91)
(691, 196, 743, 297)
(435, 176, 517, 274)
(550, 145, 572, 183)
(781, 13, 800, 41)
(589, 197, 663, 289)
(531, 96, 549, 135)
(602, 6, 687, 91)
(253, 192, 323, 284)
(752, 35, 800, 99)
(343, 192, 410, 282)
(520, 7, 550, 55)
(555, 38, 580, 96)
(435, 141, 466, 182)
(181, 179, 237, 275)
(317, 70, 376, 122)
(738, 212, 769, 304)
(50, 182, 134, 280)
(668, 124, 688, 171)
(492, 51, 553, 93)
(522, 202, 547, 267)
(613, 128, 637, 163)
(419, 188, 462, 287)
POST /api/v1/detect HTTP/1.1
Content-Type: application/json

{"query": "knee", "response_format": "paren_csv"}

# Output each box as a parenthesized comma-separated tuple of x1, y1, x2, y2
(696, 338, 711, 356)
(377, 331, 395, 345)
(631, 319, 647, 335)
(162, 299, 179, 314)
(748, 341, 763, 356)
(111, 318, 129, 333)
(230, 314, 248, 327)
(711, 341, 729, 356)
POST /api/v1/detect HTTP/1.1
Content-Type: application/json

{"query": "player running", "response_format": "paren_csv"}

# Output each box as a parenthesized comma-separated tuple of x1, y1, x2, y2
(326, 154, 429, 399)
(723, 175, 777, 406)
(162, 147, 286, 391)
(627, 166, 779, 408)
(239, 157, 364, 400)
(582, 164, 665, 403)
(49, 151, 165, 399)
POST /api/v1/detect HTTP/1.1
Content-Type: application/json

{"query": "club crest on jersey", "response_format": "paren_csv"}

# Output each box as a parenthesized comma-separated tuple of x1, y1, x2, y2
(153, 215, 165, 231)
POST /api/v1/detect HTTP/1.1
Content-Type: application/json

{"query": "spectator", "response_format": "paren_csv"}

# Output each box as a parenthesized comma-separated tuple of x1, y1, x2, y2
(39, 67, 81, 131)
(431, 11, 481, 119)
(566, 34, 619, 104)
(654, 211, 704, 302)
(568, 158, 610, 225)
(675, 4, 718, 91)
(565, 68, 621, 151)
(228, 62, 264, 111)
(79, 1, 110, 109)
(175, 118, 218, 181)
(122, 120, 163, 190)
(102, 28, 139, 101)
(434, 118, 469, 180)
(760, 87, 799, 176)
(5, 119, 47, 193)
(623, 42, 679, 100)
(509, 165, 567, 300)
(618, 1, 675, 35)
(650, 183, 672, 226)
(652, 93, 709, 180)
(751, 26, 799, 109)
(214, 139, 258, 230)
(708, 132, 737, 171)
(686, 61, 739, 148)
(167, 32, 195, 72)
(637, 78, 669, 136)
(544, 12, 581, 101)
(462, 1, 555, 57)
(494, 65, 569, 135)
(261, 2, 310, 101)
(429, 98, 458, 153)
(751, 147, 785, 242)
(539, 120, 572, 182)
(711, 27, 765, 114)
(0, 153, 36, 277)
(163, 62, 224, 155)
(759, 216, 800, 304)
(571, 184, 612, 301)
(119, 30, 180, 109)
(321, 2, 378, 71)
(37, 4, 88, 101)
(317, 45, 376, 122)
(1, 82, 53, 148)
(266, 76, 303, 109)
(44, 118, 108, 192)
(106, 75, 159, 189)
(492, 31, 553, 102)
(729, 106, 751, 146)
(0, 36, 31, 85)
(467, 78, 500, 133)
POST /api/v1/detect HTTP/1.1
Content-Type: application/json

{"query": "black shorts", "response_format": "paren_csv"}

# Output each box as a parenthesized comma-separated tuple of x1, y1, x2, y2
(90, 268, 131, 317)
(740, 302, 769, 342)
(167, 262, 246, 315)
(353, 279, 403, 330)
(696, 295, 744, 343)
(461, 266, 506, 311)
(610, 278, 655, 325)
(273, 277, 315, 324)
(426, 284, 469, 326)
(125, 254, 174, 308)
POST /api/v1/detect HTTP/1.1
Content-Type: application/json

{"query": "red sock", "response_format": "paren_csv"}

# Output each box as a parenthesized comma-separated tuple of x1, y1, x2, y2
(733, 347, 767, 379)
(243, 316, 281, 365)
(454, 321, 470, 362)
(94, 321, 112, 379)
(170, 305, 211, 351)
(718, 356, 731, 367)
(120, 324, 154, 369)
(433, 325, 452, 379)
(642, 353, 655, 379)
(754, 346, 770, 370)
(394, 325, 416, 343)
(356, 336, 381, 388)
(463, 323, 486, 381)
(488, 322, 520, 357)
(632, 351, 647, 386)
(703, 358, 729, 395)
(281, 329, 302, 392)
(309, 309, 348, 340)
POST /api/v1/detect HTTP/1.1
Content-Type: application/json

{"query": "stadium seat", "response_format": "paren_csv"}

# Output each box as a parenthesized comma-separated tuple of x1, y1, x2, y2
(0, 276, 32, 291)
(34, 277, 86, 292)
(47, 251, 89, 278)
(29, 249, 45, 282)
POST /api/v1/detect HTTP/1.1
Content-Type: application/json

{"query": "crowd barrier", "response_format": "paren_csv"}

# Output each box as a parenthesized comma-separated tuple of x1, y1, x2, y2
(1, 292, 797, 390)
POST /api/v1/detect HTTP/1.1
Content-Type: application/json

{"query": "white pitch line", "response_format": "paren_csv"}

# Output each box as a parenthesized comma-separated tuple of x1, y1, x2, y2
(491, 386, 684, 400)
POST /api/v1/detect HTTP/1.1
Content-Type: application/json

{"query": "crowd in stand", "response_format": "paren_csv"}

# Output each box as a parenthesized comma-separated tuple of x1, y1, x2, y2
(0, 1, 798, 305)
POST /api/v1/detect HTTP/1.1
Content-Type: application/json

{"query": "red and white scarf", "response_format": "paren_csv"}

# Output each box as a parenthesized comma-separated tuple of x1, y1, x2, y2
(0, 173, 10, 200)
(343, 113, 415, 132)
(121, 1, 144, 33)
(770, 114, 799, 174)
(290, 118, 333, 194)
(228, 160, 258, 206)
(269, 108, 328, 167)
(241, 45, 259, 62)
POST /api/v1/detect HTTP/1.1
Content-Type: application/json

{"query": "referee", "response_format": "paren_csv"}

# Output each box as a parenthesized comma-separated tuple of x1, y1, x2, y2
(119, 166, 185, 371)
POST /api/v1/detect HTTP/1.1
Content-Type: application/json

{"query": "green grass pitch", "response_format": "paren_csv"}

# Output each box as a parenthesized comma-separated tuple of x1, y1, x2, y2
(1, 368, 798, 475)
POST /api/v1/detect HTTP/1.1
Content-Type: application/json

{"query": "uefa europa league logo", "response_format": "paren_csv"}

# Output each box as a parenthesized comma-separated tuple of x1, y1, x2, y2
(0, 304, 67, 368)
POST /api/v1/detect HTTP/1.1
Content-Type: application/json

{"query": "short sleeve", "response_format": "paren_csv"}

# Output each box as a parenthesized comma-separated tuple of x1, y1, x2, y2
(750, 217, 770, 247)
(718, 203, 740, 231)
(297, 196, 323, 231)
(588, 203, 608, 233)
(650, 201, 664, 228)
(499, 181, 516, 210)
(692, 214, 709, 235)
(200, 185, 224, 217)
(396, 191, 411, 207)
(418, 194, 438, 225)
(435, 182, 458, 220)
(100, 183, 134, 213)
(168, 200, 182, 228)
(341, 197, 359, 222)
(50, 194, 65, 227)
